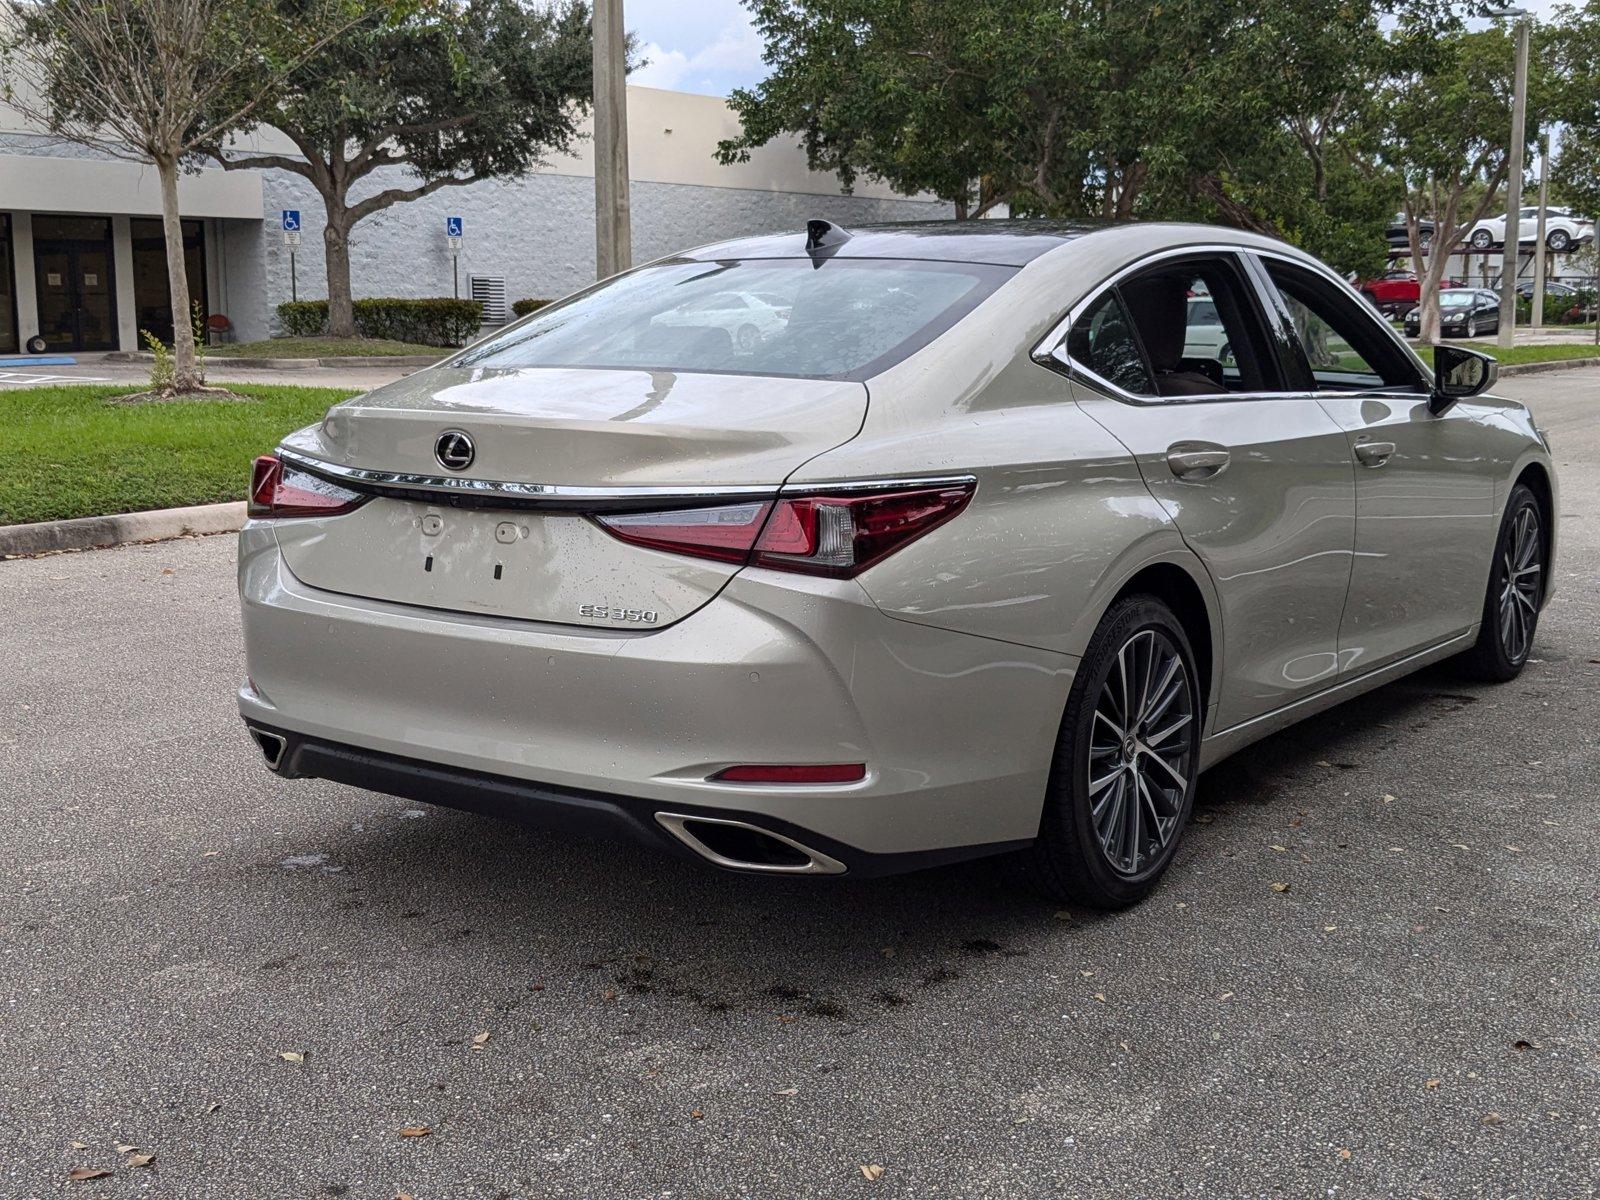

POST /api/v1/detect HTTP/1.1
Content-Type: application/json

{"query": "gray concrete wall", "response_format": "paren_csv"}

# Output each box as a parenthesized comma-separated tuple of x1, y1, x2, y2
(257, 168, 951, 336)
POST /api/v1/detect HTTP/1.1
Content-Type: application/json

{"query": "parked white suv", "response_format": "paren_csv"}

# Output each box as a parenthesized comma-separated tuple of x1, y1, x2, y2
(1467, 207, 1594, 252)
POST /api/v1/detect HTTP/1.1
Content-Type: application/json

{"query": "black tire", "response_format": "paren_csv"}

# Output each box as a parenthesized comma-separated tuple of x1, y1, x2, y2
(1022, 595, 1202, 909)
(1465, 316, 1477, 339)
(1460, 483, 1545, 682)
(26, 335, 48, 354)
(736, 323, 760, 352)
(1471, 229, 1494, 250)
(1548, 229, 1572, 252)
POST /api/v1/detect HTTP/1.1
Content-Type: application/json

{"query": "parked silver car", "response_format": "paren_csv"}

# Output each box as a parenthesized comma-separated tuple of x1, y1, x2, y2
(238, 220, 1556, 908)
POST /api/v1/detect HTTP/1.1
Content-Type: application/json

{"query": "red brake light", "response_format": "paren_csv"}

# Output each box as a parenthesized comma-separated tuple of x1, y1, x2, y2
(592, 501, 773, 564)
(714, 763, 866, 784)
(248, 454, 368, 519)
(593, 483, 973, 577)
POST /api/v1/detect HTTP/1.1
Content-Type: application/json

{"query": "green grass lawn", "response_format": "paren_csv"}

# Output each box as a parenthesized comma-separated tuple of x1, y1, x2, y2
(210, 336, 446, 359)
(0, 383, 359, 526)
(1414, 340, 1600, 367)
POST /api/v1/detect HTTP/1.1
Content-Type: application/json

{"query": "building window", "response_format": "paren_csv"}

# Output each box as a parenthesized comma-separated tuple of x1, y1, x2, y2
(131, 218, 207, 346)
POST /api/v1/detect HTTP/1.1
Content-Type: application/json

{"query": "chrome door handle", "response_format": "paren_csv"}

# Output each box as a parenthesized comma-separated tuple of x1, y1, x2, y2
(1354, 440, 1397, 467)
(1165, 445, 1231, 480)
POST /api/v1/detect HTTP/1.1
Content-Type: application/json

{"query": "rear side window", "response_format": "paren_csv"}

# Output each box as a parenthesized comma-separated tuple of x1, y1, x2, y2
(1068, 292, 1154, 395)
(452, 257, 1014, 382)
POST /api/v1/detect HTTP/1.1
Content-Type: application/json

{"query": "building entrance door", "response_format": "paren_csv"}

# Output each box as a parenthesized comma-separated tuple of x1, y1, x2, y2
(32, 216, 118, 351)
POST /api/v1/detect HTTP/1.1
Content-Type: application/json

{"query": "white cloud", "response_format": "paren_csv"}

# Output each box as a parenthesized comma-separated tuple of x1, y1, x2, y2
(628, 10, 765, 96)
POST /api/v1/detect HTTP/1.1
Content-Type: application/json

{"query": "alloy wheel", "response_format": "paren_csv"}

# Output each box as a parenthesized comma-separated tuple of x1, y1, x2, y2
(1497, 504, 1542, 664)
(1466, 317, 1476, 338)
(1549, 230, 1571, 251)
(1087, 629, 1194, 876)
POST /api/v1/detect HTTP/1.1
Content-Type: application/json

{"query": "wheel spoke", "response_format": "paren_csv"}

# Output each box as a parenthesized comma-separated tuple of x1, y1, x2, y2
(1090, 626, 1193, 878)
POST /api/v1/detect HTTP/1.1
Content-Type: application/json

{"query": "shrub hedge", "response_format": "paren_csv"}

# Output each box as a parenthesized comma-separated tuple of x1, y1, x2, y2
(511, 298, 553, 318)
(275, 298, 484, 346)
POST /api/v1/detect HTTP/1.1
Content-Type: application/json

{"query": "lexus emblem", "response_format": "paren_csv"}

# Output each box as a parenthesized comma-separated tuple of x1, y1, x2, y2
(434, 430, 475, 471)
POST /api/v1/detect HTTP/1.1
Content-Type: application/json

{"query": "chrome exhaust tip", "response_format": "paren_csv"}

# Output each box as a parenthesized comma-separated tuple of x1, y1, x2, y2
(654, 812, 846, 875)
(248, 727, 287, 770)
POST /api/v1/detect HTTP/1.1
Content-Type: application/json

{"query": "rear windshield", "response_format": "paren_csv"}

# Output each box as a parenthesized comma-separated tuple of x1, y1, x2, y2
(451, 257, 1014, 381)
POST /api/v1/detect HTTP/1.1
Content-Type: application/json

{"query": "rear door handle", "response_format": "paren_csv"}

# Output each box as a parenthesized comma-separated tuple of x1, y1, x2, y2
(1165, 444, 1231, 480)
(1354, 440, 1396, 467)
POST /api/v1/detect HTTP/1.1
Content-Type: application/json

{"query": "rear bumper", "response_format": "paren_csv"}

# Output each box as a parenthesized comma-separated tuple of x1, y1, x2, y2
(244, 721, 1027, 877)
(237, 523, 1074, 866)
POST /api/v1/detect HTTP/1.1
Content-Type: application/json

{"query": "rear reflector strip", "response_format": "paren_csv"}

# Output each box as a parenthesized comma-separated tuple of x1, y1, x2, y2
(712, 764, 867, 785)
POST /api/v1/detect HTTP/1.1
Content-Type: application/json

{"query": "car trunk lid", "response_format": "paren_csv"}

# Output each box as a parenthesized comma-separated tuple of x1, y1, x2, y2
(271, 366, 868, 627)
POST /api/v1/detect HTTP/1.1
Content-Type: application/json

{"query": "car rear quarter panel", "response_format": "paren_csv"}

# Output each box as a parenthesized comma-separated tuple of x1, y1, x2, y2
(788, 243, 1223, 699)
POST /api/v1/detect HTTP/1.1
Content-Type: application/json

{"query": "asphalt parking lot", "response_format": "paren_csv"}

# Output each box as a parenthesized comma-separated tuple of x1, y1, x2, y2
(2, 369, 1597, 1198)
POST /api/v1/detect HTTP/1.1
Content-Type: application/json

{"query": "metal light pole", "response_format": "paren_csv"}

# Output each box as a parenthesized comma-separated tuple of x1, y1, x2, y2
(593, 0, 632, 279)
(1531, 133, 1549, 329)
(1496, 9, 1530, 350)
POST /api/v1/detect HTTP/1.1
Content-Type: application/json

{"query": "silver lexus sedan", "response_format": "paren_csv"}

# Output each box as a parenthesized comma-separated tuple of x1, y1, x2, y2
(238, 221, 1556, 908)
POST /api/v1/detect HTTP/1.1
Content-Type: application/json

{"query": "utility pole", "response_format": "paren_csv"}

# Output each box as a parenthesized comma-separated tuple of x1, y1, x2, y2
(593, 0, 631, 280)
(1530, 133, 1549, 329)
(1496, 9, 1530, 350)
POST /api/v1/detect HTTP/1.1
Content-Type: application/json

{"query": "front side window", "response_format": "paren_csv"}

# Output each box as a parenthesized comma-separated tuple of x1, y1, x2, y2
(1262, 260, 1422, 392)
(452, 257, 1013, 381)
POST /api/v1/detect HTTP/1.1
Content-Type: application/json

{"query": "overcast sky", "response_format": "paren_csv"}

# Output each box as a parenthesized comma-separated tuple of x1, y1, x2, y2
(625, 0, 1573, 98)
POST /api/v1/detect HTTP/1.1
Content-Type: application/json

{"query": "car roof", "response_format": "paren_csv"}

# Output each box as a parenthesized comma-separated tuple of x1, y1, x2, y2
(680, 219, 1320, 269)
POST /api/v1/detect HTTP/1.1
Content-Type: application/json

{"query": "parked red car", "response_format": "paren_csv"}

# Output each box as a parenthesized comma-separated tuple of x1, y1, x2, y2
(1356, 270, 1465, 317)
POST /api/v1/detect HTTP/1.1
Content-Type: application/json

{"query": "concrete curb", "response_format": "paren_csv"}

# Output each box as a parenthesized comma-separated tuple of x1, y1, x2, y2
(0, 501, 245, 558)
(103, 351, 440, 370)
(1498, 357, 1600, 377)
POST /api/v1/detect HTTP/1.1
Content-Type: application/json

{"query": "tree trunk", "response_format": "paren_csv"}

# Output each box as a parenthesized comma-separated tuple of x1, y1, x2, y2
(156, 155, 201, 391)
(323, 204, 356, 338)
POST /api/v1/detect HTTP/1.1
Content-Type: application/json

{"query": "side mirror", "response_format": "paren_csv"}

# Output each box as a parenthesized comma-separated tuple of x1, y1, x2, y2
(1430, 344, 1497, 414)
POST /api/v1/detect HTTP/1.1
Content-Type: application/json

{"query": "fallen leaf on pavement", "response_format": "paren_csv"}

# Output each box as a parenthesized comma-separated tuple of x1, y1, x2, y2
(68, 1168, 113, 1181)
(1270, 882, 1290, 893)
(690, 1109, 704, 1120)
(398, 1125, 431, 1138)
(1482, 1112, 1503, 1126)
(70, 1141, 88, 1150)
(860, 1164, 885, 1181)
(1425, 1079, 1441, 1089)
(278, 1051, 304, 1063)
(127, 1154, 155, 1168)
(1382, 794, 1396, 804)
(114, 1144, 138, 1154)
(1093, 992, 1107, 1003)
(775, 1087, 799, 1096)
(1337, 1148, 1352, 1161)
(1505, 846, 1524, 853)
(471, 1032, 490, 1046)
(1270, 844, 1288, 852)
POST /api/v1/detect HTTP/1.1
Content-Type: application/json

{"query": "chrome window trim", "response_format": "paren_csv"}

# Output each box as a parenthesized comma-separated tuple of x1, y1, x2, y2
(275, 447, 975, 510)
(1030, 240, 1432, 406)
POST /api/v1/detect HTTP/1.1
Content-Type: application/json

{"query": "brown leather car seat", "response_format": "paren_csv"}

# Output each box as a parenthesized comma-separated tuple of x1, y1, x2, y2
(1120, 274, 1223, 396)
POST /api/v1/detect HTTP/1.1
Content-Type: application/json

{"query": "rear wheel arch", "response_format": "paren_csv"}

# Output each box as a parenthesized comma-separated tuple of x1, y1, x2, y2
(1104, 560, 1217, 733)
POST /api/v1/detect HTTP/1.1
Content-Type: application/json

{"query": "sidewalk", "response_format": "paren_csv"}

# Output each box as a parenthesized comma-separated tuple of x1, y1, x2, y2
(0, 351, 415, 391)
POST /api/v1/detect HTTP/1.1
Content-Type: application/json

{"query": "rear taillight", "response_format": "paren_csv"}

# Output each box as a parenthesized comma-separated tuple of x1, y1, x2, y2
(593, 481, 973, 578)
(248, 454, 368, 519)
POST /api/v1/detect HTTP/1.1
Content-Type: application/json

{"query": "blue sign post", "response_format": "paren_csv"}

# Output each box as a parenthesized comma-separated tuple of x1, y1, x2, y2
(446, 217, 464, 297)
(281, 211, 302, 300)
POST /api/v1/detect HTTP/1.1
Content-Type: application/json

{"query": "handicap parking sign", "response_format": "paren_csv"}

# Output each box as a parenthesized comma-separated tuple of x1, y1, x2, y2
(281, 210, 300, 232)
(446, 216, 463, 237)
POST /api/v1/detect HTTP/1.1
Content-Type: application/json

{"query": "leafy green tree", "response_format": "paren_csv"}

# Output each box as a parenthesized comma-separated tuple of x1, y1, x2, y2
(1548, 1, 1600, 222)
(1374, 25, 1544, 343)
(0, 0, 362, 391)
(718, 0, 1414, 274)
(214, 0, 593, 338)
